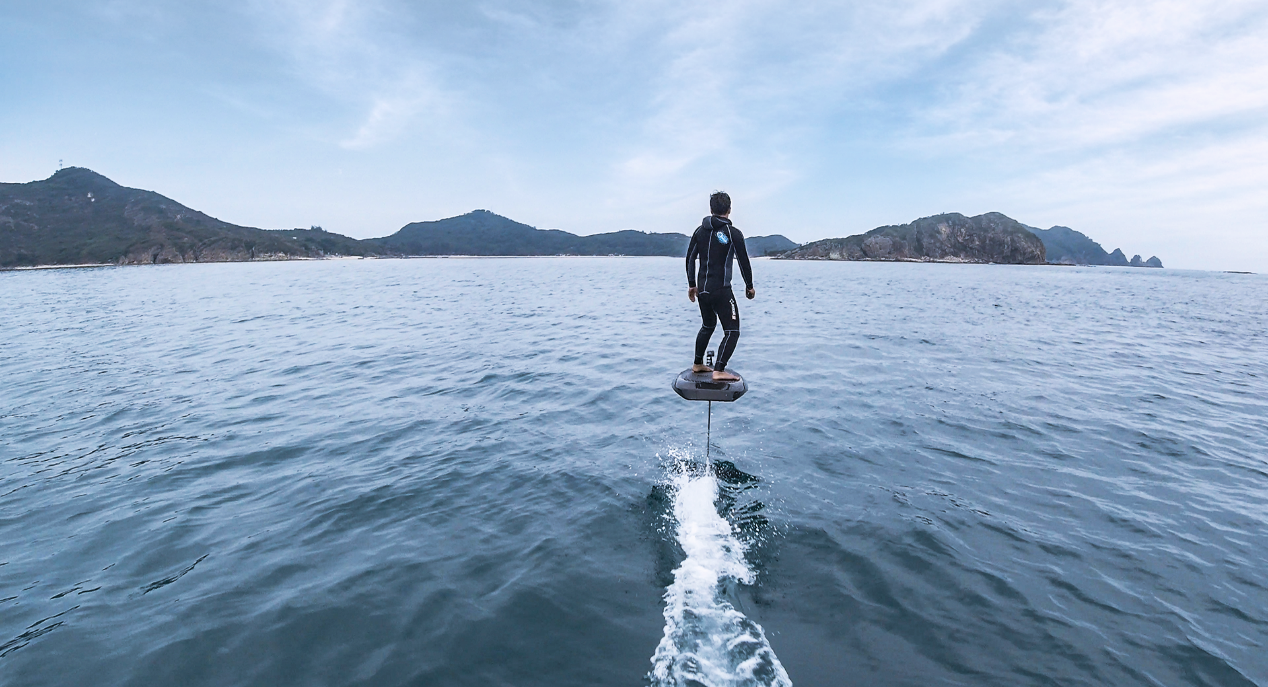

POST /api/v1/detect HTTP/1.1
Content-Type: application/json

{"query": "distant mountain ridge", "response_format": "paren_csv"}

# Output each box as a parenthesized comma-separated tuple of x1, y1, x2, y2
(371, 211, 799, 257)
(745, 234, 800, 256)
(0, 169, 798, 267)
(2, 168, 1161, 269)
(372, 210, 686, 256)
(1026, 225, 1162, 267)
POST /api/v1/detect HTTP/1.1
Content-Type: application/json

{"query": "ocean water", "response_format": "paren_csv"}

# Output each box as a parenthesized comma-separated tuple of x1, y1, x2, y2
(1, 257, 1266, 687)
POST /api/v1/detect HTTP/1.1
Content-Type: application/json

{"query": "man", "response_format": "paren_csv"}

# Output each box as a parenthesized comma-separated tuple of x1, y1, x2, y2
(685, 191, 755, 382)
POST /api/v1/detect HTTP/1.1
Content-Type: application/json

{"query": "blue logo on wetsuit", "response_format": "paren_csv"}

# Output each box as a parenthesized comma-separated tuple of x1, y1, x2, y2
(716, 230, 729, 244)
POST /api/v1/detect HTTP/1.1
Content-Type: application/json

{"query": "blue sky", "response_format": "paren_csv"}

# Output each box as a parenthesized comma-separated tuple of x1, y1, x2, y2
(3, 0, 1266, 270)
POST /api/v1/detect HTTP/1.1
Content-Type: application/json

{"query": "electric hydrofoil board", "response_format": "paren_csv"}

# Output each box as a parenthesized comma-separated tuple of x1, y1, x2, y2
(671, 351, 745, 464)
(672, 368, 746, 402)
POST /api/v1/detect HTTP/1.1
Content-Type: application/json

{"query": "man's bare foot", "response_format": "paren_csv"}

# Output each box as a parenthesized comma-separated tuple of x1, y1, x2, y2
(692, 364, 713, 373)
(712, 370, 740, 382)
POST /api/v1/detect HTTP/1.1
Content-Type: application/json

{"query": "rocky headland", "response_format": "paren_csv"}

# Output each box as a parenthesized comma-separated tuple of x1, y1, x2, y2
(782, 212, 1046, 264)
(779, 212, 1164, 267)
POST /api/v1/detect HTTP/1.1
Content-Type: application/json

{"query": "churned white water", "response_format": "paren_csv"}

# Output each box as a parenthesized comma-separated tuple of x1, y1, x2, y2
(649, 455, 792, 687)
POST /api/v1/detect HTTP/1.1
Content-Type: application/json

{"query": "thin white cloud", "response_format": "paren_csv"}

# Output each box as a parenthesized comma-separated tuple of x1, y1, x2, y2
(93, 0, 178, 31)
(917, 0, 1268, 150)
(339, 69, 448, 150)
(246, 0, 457, 149)
(601, 0, 989, 219)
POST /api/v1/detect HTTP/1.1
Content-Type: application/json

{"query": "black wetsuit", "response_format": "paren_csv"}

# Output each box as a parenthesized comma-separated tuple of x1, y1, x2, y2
(685, 215, 753, 371)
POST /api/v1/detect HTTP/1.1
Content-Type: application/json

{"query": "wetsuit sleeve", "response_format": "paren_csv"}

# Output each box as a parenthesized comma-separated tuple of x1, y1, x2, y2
(685, 229, 700, 288)
(734, 229, 753, 288)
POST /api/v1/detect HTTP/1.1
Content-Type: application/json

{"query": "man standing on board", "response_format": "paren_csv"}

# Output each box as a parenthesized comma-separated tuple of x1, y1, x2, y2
(686, 191, 755, 382)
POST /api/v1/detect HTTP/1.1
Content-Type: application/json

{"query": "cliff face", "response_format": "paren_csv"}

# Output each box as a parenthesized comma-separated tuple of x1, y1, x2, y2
(0, 168, 377, 267)
(783, 212, 1045, 264)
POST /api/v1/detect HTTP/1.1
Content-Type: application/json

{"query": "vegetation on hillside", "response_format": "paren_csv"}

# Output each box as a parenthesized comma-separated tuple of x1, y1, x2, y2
(1, 169, 798, 267)
(0, 168, 377, 267)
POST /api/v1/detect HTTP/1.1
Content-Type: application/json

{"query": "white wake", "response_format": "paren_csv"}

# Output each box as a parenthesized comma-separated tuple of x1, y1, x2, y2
(649, 456, 792, 687)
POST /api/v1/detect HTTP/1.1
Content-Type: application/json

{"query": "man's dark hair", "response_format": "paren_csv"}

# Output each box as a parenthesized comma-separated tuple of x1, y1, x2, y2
(710, 191, 731, 216)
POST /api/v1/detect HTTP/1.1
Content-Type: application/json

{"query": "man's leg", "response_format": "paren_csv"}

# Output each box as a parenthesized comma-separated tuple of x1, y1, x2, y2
(713, 290, 741, 379)
(694, 294, 717, 371)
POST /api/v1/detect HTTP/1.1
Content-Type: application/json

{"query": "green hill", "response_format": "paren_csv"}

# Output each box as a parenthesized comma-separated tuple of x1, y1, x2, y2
(0, 168, 374, 267)
(371, 210, 795, 257)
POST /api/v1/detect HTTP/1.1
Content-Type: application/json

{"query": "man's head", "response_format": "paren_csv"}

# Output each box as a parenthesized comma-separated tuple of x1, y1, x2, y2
(709, 191, 731, 216)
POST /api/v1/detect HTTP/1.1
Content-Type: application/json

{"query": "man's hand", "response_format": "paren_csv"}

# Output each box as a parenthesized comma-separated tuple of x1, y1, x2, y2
(745, 286, 756, 300)
(688, 286, 698, 302)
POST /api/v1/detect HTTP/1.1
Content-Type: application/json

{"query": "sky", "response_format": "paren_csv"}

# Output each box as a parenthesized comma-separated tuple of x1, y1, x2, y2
(2, 0, 1267, 271)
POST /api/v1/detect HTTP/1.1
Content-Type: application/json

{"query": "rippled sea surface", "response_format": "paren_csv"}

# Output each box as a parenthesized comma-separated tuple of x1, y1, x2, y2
(2, 258, 1266, 687)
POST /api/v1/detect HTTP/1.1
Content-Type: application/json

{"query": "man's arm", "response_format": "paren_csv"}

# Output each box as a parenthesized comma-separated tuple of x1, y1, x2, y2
(685, 229, 700, 300)
(734, 229, 754, 298)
